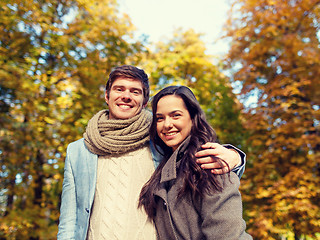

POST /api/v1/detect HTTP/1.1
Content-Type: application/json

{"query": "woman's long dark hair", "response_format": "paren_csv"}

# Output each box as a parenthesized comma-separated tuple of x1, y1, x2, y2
(138, 86, 229, 220)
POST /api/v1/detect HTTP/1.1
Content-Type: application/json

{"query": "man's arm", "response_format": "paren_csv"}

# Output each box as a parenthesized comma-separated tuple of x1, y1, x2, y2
(57, 147, 77, 240)
(195, 143, 246, 178)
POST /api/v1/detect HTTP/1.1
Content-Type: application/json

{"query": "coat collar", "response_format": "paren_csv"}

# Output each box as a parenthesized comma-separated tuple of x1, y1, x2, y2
(160, 136, 191, 183)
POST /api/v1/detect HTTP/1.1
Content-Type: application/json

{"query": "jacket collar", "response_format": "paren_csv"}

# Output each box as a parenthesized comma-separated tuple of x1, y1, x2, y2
(160, 136, 191, 183)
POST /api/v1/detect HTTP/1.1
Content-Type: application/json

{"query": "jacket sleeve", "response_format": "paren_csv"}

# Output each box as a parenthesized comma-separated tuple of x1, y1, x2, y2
(223, 144, 246, 179)
(57, 144, 77, 240)
(201, 173, 252, 240)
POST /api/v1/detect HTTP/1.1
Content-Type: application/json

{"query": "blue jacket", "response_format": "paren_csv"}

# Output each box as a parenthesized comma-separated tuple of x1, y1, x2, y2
(57, 138, 246, 240)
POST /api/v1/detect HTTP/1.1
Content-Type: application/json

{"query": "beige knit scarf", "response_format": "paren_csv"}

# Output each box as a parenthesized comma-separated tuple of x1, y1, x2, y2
(83, 109, 152, 155)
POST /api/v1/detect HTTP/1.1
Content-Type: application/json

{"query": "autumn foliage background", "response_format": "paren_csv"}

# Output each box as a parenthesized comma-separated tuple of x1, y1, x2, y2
(0, 0, 319, 239)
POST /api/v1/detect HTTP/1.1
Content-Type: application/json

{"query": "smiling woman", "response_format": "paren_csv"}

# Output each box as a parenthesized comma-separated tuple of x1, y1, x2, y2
(138, 85, 252, 239)
(156, 95, 193, 151)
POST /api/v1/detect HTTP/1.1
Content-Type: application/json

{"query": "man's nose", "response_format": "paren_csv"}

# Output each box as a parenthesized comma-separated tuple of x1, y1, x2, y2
(121, 90, 132, 101)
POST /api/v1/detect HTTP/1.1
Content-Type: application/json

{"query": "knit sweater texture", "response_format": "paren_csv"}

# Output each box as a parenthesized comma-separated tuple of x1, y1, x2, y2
(86, 145, 156, 240)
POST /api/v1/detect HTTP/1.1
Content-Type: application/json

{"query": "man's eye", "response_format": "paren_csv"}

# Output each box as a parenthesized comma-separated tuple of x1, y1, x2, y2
(173, 114, 181, 118)
(133, 90, 140, 94)
(115, 88, 123, 92)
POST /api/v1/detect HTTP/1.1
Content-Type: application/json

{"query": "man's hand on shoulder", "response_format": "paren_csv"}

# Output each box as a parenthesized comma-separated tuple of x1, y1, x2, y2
(195, 142, 241, 174)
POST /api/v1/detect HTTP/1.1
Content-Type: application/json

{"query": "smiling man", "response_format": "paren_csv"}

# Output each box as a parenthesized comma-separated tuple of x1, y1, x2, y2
(106, 77, 145, 120)
(57, 65, 246, 240)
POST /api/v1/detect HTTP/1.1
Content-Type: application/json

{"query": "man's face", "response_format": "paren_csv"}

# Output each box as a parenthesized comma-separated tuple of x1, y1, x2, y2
(105, 77, 145, 120)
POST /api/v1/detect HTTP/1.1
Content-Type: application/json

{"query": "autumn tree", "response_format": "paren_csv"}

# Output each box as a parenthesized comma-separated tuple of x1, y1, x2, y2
(224, 0, 320, 239)
(0, 0, 144, 238)
(139, 28, 246, 146)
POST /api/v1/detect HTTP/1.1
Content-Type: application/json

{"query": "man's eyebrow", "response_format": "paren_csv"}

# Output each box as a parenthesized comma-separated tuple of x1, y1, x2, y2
(111, 85, 142, 91)
(131, 87, 143, 92)
(111, 84, 124, 89)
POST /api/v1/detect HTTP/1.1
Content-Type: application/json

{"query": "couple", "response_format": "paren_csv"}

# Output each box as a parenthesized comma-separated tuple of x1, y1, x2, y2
(57, 65, 252, 239)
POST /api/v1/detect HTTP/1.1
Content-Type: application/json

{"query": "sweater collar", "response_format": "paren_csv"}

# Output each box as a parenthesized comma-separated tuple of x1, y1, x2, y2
(160, 136, 191, 183)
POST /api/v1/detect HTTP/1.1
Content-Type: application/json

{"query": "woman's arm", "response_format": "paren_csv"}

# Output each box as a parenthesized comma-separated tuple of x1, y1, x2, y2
(201, 172, 252, 240)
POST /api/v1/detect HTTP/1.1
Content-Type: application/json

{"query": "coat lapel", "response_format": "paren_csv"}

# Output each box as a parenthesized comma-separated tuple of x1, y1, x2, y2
(85, 147, 98, 205)
(160, 136, 191, 184)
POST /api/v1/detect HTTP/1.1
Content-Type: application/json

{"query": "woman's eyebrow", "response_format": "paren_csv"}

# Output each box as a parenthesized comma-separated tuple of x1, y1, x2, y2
(156, 110, 182, 115)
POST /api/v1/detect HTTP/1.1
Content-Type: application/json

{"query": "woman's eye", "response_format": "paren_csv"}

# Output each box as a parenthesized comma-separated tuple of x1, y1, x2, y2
(156, 117, 163, 122)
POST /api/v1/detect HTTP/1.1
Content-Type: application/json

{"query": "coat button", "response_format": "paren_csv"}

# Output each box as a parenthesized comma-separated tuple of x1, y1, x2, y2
(85, 208, 90, 213)
(163, 202, 167, 210)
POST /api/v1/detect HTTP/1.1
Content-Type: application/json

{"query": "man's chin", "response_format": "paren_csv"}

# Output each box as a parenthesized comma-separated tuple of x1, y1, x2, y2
(108, 107, 143, 120)
(111, 111, 139, 120)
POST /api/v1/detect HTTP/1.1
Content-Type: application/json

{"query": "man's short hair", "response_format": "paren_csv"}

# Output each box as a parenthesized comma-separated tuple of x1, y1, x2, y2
(106, 65, 150, 105)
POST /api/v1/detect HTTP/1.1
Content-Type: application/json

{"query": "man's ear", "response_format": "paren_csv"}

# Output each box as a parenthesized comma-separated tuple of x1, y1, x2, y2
(105, 91, 109, 105)
(142, 102, 148, 109)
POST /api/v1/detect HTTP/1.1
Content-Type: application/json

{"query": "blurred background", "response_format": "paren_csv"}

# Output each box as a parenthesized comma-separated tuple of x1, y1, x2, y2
(0, 0, 319, 239)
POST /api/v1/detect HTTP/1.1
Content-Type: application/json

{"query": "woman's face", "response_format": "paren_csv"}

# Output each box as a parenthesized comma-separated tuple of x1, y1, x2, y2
(156, 95, 192, 151)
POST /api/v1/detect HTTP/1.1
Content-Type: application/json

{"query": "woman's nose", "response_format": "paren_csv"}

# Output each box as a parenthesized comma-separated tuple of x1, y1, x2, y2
(163, 118, 173, 128)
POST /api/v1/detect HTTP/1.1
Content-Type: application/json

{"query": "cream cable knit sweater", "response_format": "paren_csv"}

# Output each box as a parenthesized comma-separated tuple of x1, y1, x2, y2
(87, 146, 156, 240)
